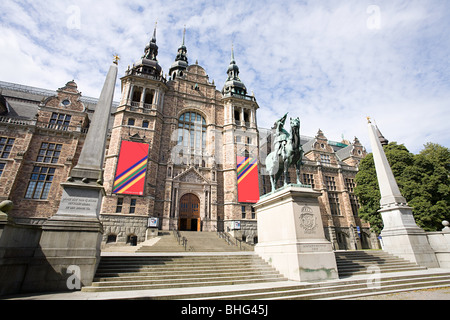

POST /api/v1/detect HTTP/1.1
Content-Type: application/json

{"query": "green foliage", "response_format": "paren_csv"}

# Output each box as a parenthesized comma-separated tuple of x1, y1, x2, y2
(355, 142, 450, 234)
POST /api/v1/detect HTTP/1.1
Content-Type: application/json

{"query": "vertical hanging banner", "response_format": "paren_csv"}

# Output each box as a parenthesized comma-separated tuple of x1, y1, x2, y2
(113, 140, 149, 195)
(237, 156, 260, 203)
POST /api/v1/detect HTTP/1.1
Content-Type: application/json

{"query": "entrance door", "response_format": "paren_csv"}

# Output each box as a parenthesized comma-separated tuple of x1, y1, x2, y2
(179, 193, 200, 231)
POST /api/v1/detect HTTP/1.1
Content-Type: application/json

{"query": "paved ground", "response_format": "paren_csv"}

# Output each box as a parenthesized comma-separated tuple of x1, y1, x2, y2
(352, 286, 450, 300)
(4, 284, 450, 300)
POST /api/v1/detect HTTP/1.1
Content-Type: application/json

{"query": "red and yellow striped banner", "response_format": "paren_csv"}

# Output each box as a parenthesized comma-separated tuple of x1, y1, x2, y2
(237, 156, 260, 203)
(113, 141, 149, 196)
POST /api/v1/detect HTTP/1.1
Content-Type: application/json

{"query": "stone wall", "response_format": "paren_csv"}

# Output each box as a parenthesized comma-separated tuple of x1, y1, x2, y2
(0, 221, 42, 296)
(225, 219, 258, 244)
(426, 232, 450, 268)
(100, 213, 149, 245)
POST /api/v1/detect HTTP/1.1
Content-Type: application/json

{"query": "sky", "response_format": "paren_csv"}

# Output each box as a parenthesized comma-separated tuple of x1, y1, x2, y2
(0, 0, 449, 154)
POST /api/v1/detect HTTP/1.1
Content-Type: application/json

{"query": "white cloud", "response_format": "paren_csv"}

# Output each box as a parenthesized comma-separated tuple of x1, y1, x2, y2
(1, 0, 449, 154)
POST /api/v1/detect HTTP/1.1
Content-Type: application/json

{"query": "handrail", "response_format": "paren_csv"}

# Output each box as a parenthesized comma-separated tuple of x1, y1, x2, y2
(173, 231, 188, 251)
(182, 237, 188, 251)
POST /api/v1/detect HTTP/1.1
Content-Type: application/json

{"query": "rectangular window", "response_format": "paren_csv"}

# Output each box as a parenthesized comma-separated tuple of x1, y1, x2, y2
(0, 162, 5, 177)
(345, 178, 356, 193)
(0, 137, 15, 159)
(25, 166, 55, 199)
(350, 194, 360, 217)
(251, 206, 256, 219)
(129, 199, 136, 214)
(320, 154, 331, 164)
(37, 142, 62, 164)
(241, 205, 246, 219)
(302, 173, 315, 188)
(50, 113, 71, 128)
(328, 193, 341, 215)
(325, 176, 337, 191)
(115, 197, 123, 213)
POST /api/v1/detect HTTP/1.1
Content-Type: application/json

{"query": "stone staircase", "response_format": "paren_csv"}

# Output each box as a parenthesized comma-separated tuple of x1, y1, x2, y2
(82, 250, 450, 299)
(81, 254, 286, 293)
(334, 250, 427, 277)
(136, 231, 253, 253)
(135, 232, 185, 253)
(146, 270, 450, 300)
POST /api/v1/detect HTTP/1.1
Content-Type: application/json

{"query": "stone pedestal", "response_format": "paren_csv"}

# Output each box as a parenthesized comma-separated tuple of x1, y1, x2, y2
(21, 183, 104, 292)
(146, 227, 158, 239)
(255, 185, 338, 282)
(379, 205, 439, 268)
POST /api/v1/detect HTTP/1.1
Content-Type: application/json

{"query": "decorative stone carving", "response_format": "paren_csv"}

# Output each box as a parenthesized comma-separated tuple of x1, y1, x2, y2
(299, 204, 317, 234)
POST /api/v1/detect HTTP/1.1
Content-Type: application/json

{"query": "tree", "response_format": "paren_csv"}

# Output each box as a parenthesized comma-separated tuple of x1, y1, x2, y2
(355, 142, 450, 234)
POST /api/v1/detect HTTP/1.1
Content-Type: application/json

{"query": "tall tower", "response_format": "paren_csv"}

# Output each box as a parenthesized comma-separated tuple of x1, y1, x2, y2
(100, 25, 168, 244)
(221, 46, 260, 235)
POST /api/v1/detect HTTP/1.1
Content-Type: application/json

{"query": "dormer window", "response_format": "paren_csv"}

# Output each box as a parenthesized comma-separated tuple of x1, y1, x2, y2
(61, 99, 71, 107)
(50, 113, 71, 129)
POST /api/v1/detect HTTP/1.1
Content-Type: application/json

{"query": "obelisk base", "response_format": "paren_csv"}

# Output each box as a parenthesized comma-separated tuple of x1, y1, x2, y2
(255, 185, 338, 282)
(21, 183, 104, 293)
(379, 205, 439, 268)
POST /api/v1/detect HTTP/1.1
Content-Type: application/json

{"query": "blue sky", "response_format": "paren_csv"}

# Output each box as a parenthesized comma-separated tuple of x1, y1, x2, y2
(1, 0, 449, 153)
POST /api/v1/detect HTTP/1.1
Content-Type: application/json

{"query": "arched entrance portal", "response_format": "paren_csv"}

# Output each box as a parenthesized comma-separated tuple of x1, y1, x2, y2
(179, 193, 200, 231)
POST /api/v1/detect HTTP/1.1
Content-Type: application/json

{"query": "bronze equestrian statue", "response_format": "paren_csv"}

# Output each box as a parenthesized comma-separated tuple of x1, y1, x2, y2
(265, 113, 304, 193)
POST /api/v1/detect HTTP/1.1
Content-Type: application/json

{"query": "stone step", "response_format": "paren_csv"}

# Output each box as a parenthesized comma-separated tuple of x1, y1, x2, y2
(335, 257, 407, 263)
(95, 266, 277, 277)
(98, 255, 260, 263)
(94, 264, 276, 276)
(334, 250, 426, 278)
(81, 276, 286, 292)
(146, 273, 450, 300)
(82, 254, 284, 293)
(94, 269, 281, 282)
(135, 231, 251, 253)
(90, 273, 285, 287)
(336, 261, 426, 269)
(337, 266, 428, 277)
(262, 277, 450, 300)
(95, 261, 270, 272)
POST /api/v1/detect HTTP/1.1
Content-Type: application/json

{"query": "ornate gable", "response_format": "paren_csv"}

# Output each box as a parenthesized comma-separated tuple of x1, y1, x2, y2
(174, 166, 209, 184)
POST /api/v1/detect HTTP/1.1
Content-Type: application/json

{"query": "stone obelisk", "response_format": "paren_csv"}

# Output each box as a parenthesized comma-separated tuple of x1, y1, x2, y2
(23, 58, 118, 292)
(367, 118, 438, 267)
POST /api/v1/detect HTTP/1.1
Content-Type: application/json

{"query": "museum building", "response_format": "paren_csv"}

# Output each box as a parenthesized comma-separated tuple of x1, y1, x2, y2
(0, 29, 379, 250)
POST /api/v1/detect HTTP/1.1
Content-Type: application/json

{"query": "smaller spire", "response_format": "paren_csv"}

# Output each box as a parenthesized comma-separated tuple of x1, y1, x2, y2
(143, 21, 158, 60)
(153, 21, 157, 41)
(169, 26, 189, 79)
(376, 124, 389, 146)
(370, 117, 389, 146)
(222, 44, 247, 96)
(231, 42, 235, 63)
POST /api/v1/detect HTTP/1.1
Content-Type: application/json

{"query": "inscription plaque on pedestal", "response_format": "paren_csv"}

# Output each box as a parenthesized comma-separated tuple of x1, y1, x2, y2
(55, 185, 103, 218)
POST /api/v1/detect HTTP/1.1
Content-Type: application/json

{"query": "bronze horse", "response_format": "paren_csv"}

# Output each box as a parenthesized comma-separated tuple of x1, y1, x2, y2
(265, 114, 304, 193)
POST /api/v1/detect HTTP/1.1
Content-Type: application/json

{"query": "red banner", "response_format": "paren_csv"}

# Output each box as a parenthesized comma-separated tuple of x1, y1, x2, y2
(237, 156, 260, 203)
(113, 141, 149, 195)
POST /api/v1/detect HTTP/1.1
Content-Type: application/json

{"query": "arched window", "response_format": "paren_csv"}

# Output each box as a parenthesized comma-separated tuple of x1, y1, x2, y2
(177, 112, 206, 151)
